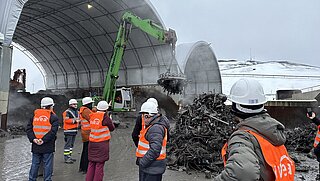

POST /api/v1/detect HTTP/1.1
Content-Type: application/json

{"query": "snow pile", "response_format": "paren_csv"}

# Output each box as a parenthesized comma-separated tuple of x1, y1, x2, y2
(219, 60, 320, 100)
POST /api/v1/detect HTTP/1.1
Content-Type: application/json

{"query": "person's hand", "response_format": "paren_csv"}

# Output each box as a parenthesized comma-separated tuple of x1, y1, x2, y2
(33, 139, 39, 144)
(76, 119, 81, 123)
(307, 112, 316, 119)
(37, 139, 44, 145)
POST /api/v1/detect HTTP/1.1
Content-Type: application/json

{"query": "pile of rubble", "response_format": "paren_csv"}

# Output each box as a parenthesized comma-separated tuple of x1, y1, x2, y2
(167, 93, 235, 175)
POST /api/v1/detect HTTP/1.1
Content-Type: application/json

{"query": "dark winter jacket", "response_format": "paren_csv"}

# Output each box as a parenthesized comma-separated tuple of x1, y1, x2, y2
(26, 110, 59, 154)
(88, 112, 115, 163)
(138, 115, 170, 175)
(132, 114, 170, 147)
(312, 116, 320, 126)
(132, 114, 143, 147)
(214, 113, 287, 181)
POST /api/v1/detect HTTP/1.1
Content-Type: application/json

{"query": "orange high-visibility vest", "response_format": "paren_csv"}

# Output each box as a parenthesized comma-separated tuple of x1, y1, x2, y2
(314, 125, 320, 148)
(80, 106, 91, 131)
(139, 114, 146, 136)
(136, 125, 167, 160)
(63, 109, 79, 131)
(33, 109, 52, 139)
(89, 112, 111, 142)
(221, 142, 228, 166)
(221, 130, 295, 181)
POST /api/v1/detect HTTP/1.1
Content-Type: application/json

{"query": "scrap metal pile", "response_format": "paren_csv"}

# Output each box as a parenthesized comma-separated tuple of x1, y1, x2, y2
(167, 92, 318, 177)
(285, 124, 316, 153)
(167, 93, 235, 175)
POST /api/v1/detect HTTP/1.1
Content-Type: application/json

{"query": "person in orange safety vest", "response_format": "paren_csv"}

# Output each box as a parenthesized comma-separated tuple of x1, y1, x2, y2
(214, 78, 295, 181)
(132, 98, 160, 147)
(27, 97, 59, 181)
(307, 108, 320, 180)
(136, 101, 170, 181)
(79, 97, 94, 174)
(86, 101, 115, 181)
(63, 98, 80, 164)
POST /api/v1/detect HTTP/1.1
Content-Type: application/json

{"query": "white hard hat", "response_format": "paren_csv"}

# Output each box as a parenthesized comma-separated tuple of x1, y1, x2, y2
(97, 101, 109, 111)
(229, 78, 267, 105)
(82, 97, 94, 105)
(147, 98, 158, 107)
(69, 99, 78, 105)
(41, 97, 54, 107)
(140, 102, 158, 114)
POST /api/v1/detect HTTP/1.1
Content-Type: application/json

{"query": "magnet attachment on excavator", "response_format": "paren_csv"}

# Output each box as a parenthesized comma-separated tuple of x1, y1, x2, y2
(157, 72, 187, 95)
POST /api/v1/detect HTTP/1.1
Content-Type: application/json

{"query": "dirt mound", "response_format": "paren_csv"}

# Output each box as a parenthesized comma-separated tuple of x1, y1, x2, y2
(133, 87, 178, 119)
(7, 92, 69, 133)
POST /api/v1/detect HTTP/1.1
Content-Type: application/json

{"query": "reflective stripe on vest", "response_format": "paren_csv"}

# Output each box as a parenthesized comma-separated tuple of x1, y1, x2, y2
(80, 107, 92, 131)
(314, 125, 320, 148)
(33, 109, 52, 139)
(136, 125, 167, 160)
(89, 111, 111, 142)
(63, 109, 79, 130)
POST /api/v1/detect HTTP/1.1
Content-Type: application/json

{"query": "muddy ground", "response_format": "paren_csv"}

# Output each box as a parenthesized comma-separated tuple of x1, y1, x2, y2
(0, 120, 318, 181)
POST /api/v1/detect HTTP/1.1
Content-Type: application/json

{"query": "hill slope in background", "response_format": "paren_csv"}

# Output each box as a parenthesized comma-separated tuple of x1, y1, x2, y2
(218, 60, 320, 99)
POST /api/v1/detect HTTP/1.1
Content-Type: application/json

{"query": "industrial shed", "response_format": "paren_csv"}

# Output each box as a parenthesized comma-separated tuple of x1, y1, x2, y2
(11, 0, 179, 90)
(176, 41, 222, 102)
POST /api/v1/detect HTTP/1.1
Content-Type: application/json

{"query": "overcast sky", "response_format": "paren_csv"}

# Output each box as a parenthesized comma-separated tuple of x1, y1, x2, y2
(150, 0, 320, 66)
(12, 0, 320, 92)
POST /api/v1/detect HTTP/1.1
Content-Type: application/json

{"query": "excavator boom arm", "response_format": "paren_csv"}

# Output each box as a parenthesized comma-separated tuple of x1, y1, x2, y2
(102, 11, 177, 109)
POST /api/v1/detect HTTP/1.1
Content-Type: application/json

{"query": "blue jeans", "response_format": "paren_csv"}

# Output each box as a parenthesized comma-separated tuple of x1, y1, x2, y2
(29, 152, 53, 181)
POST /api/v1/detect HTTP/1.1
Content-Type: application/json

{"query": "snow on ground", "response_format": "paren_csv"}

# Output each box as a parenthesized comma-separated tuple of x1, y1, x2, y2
(219, 60, 320, 100)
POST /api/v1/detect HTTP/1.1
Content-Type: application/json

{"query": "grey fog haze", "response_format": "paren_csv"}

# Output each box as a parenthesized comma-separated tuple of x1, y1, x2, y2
(150, 0, 320, 66)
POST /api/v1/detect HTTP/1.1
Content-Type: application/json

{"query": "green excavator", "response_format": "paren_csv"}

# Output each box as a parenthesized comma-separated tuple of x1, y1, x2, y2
(98, 11, 186, 112)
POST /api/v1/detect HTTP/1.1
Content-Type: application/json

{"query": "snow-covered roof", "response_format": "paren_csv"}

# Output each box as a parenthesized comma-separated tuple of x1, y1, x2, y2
(220, 60, 320, 100)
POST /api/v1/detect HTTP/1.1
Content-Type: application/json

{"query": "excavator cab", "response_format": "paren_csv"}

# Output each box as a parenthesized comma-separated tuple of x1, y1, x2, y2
(113, 87, 135, 112)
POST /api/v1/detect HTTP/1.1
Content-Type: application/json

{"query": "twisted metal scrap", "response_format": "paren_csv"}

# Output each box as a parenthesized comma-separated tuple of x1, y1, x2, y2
(167, 93, 235, 175)
(284, 124, 316, 153)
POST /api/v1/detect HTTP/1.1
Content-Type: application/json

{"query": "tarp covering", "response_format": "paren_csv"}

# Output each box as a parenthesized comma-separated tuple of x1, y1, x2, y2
(0, 0, 27, 46)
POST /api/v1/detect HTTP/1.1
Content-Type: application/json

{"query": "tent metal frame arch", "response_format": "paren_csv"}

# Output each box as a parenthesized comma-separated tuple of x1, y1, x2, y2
(13, 0, 178, 90)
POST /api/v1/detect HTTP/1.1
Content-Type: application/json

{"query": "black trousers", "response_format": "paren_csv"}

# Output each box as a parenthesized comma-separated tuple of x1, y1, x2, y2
(79, 141, 89, 172)
(139, 169, 163, 181)
(64, 134, 76, 160)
